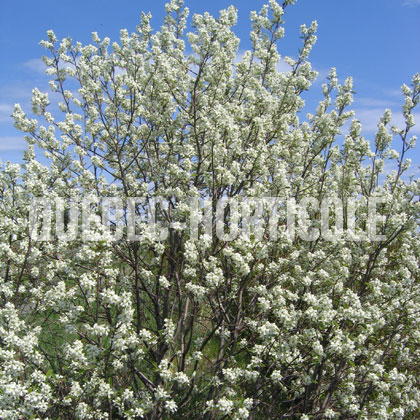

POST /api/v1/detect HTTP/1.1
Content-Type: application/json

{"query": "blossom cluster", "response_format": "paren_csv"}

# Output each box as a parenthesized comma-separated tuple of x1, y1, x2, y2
(1, 0, 420, 419)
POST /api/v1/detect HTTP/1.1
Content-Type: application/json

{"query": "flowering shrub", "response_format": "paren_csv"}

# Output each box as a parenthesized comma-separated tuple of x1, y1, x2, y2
(1, 1, 420, 419)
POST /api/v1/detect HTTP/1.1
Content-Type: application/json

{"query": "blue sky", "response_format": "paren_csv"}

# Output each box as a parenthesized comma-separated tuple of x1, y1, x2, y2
(0, 0, 419, 176)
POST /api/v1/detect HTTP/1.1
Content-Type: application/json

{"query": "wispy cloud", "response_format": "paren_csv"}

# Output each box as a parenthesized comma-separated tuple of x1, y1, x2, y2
(384, 87, 405, 99)
(0, 136, 27, 152)
(402, 0, 420, 7)
(23, 58, 46, 75)
(407, 165, 420, 178)
(353, 97, 399, 108)
(350, 88, 420, 136)
(0, 104, 14, 124)
(312, 68, 331, 85)
(350, 108, 382, 132)
(379, 160, 420, 183)
(277, 59, 292, 73)
(24, 57, 79, 81)
(352, 106, 420, 135)
(0, 83, 34, 100)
